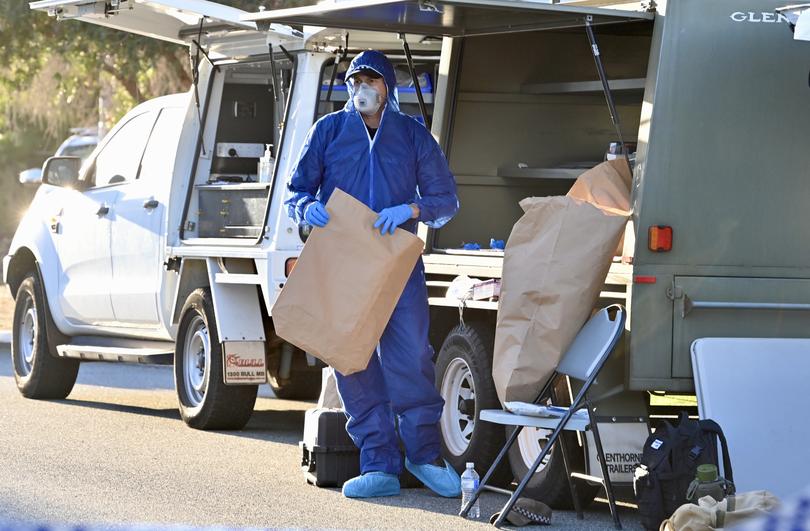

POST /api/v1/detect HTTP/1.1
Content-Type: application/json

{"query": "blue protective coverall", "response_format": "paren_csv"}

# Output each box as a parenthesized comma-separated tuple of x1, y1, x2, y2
(285, 51, 459, 475)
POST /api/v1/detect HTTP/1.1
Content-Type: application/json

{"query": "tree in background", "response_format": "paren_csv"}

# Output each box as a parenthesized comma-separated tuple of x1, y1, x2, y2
(0, 0, 301, 243)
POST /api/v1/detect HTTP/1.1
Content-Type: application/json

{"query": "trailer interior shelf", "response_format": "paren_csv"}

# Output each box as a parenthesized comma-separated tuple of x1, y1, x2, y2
(495, 167, 588, 180)
(320, 89, 434, 105)
(521, 78, 646, 95)
(428, 297, 499, 311)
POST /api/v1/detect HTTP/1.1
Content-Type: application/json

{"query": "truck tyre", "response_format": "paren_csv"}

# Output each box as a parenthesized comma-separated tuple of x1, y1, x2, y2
(175, 288, 258, 430)
(11, 273, 79, 399)
(507, 427, 600, 509)
(435, 323, 512, 486)
(267, 344, 322, 400)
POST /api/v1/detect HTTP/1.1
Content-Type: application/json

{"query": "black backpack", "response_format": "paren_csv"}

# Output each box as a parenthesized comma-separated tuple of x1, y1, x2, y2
(633, 412, 735, 530)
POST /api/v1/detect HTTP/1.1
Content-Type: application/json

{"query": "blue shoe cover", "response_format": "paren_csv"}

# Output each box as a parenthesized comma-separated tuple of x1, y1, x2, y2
(405, 457, 462, 498)
(342, 472, 400, 498)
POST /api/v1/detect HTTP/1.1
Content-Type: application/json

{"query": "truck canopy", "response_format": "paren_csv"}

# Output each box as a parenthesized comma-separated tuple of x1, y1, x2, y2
(29, 0, 258, 45)
(241, 0, 653, 37)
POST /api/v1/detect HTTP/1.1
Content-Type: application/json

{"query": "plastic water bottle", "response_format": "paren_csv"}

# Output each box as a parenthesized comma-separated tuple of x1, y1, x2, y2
(257, 144, 274, 183)
(461, 462, 481, 519)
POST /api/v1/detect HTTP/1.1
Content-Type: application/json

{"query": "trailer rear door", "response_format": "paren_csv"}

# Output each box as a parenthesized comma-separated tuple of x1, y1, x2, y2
(242, 0, 653, 37)
(672, 276, 810, 377)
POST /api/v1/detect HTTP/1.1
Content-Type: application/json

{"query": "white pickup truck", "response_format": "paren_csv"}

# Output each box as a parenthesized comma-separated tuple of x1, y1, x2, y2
(4, 0, 448, 432)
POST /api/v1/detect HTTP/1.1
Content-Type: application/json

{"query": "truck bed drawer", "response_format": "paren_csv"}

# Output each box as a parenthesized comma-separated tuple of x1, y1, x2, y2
(198, 185, 268, 239)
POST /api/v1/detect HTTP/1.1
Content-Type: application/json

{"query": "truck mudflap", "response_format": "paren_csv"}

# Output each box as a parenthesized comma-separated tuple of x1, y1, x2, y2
(583, 419, 648, 484)
(223, 341, 267, 385)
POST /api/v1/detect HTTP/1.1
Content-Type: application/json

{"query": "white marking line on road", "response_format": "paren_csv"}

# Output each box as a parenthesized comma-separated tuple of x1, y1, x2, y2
(0, 331, 9, 344)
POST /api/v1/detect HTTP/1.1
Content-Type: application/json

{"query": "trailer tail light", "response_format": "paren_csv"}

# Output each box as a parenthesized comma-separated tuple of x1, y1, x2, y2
(634, 275, 657, 284)
(285, 258, 298, 277)
(648, 225, 673, 252)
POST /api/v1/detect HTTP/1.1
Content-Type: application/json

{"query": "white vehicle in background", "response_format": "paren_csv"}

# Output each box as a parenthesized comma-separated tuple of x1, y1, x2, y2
(18, 128, 99, 185)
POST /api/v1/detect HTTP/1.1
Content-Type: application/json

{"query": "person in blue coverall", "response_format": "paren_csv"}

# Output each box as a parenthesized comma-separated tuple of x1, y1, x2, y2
(285, 50, 461, 499)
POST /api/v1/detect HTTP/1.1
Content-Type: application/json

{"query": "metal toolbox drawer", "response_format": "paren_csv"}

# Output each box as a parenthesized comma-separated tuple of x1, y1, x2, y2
(197, 184, 269, 238)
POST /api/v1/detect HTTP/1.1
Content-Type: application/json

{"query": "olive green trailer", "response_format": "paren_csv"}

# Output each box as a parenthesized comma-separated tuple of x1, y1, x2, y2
(247, 0, 810, 504)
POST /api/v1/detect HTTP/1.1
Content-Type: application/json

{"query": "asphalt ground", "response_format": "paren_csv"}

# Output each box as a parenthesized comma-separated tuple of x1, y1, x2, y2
(0, 344, 642, 530)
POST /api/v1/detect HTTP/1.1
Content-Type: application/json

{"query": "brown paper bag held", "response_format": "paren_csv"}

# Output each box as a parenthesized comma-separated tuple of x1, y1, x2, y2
(567, 159, 633, 257)
(492, 196, 629, 405)
(271, 188, 423, 375)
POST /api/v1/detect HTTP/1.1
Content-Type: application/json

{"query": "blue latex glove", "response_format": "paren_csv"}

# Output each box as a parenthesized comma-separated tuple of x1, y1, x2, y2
(304, 201, 330, 227)
(374, 204, 413, 235)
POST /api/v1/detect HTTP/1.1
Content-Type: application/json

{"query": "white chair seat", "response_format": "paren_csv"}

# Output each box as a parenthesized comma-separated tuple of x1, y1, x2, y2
(480, 408, 590, 431)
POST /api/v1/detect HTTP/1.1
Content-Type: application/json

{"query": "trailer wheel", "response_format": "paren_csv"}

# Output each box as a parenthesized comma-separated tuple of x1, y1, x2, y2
(507, 427, 600, 509)
(11, 273, 79, 399)
(267, 344, 322, 400)
(435, 323, 512, 486)
(175, 288, 258, 430)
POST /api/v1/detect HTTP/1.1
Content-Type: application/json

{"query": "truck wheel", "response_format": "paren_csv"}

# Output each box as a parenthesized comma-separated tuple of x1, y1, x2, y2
(11, 273, 79, 399)
(174, 288, 258, 430)
(267, 343, 322, 400)
(435, 323, 512, 486)
(507, 427, 600, 509)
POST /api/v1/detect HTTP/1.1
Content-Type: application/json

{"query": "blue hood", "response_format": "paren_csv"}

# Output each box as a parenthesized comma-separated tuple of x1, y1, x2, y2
(344, 50, 399, 113)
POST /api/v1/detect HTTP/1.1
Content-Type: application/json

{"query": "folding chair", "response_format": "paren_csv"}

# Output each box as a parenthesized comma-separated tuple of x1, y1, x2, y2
(460, 304, 626, 529)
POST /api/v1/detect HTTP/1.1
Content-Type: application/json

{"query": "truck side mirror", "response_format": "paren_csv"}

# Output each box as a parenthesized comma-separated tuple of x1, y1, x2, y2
(18, 168, 43, 185)
(42, 156, 82, 188)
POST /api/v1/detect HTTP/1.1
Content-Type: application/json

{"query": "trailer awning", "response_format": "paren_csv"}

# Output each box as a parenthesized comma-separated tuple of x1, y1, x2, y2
(29, 0, 257, 45)
(241, 0, 654, 38)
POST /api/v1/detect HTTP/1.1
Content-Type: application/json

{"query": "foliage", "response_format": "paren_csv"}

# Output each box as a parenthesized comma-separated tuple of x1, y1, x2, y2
(0, 0, 307, 243)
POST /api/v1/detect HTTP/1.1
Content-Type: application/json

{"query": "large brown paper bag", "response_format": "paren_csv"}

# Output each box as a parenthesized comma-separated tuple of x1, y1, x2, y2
(567, 159, 632, 211)
(271, 188, 423, 375)
(567, 159, 633, 257)
(492, 195, 629, 404)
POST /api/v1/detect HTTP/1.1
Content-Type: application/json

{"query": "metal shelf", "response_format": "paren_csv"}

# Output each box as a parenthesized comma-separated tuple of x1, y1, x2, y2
(428, 297, 499, 310)
(321, 89, 433, 104)
(195, 182, 271, 190)
(521, 78, 646, 95)
(496, 167, 590, 180)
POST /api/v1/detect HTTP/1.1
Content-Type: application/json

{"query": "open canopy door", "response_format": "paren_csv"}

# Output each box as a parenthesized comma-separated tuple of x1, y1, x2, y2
(241, 0, 653, 37)
(29, 0, 257, 45)
(778, 3, 810, 41)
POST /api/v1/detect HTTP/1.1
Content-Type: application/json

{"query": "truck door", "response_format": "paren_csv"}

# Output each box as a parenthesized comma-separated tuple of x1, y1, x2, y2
(108, 106, 184, 326)
(57, 110, 158, 326)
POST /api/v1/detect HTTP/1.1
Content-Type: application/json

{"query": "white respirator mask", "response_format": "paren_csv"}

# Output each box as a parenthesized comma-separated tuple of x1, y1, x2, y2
(352, 82, 383, 116)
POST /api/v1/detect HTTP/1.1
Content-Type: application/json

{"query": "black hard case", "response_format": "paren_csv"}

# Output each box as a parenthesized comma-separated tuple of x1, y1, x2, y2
(300, 408, 360, 488)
